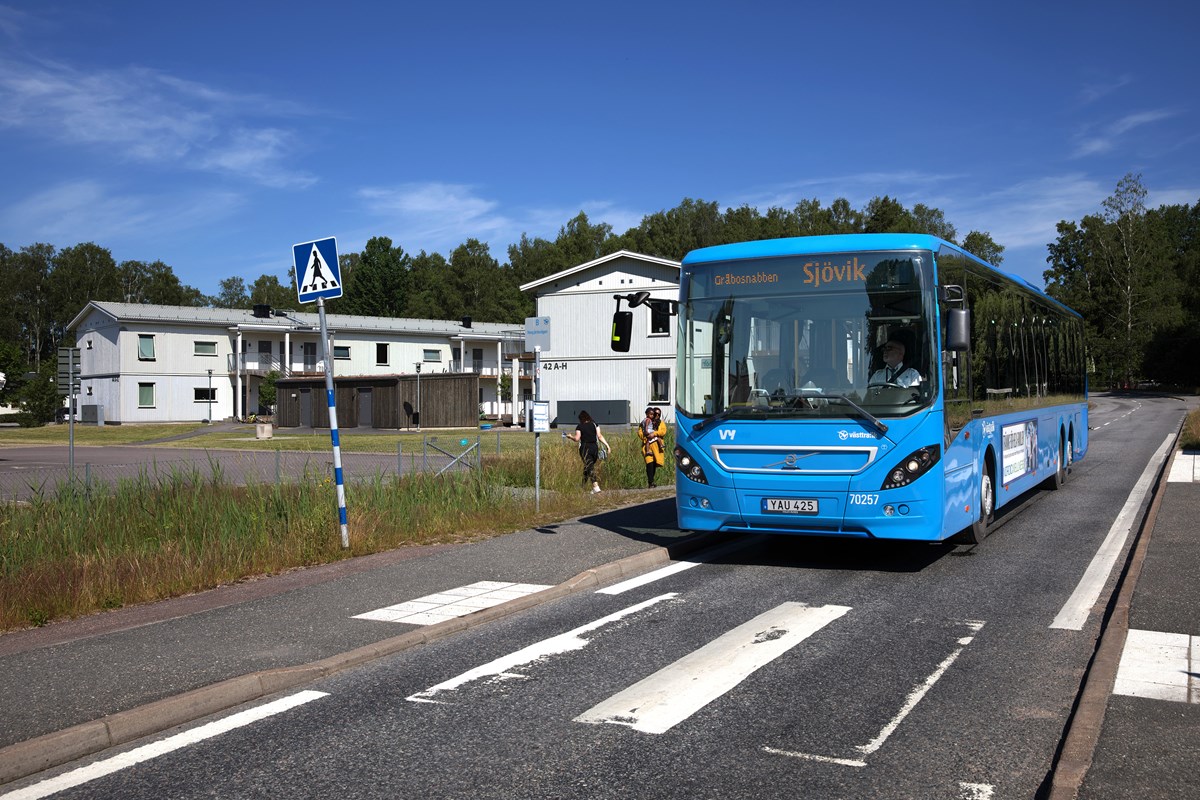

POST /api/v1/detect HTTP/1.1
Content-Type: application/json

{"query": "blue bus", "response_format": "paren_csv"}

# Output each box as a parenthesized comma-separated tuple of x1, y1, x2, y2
(623, 234, 1087, 544)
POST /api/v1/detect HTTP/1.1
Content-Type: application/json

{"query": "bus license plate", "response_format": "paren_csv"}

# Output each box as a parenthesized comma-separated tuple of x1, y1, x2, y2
(762, 497, 819, 514)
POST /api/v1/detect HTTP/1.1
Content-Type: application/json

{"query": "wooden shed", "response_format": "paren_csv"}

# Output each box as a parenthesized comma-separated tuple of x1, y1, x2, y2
(275, 373, 480, 429)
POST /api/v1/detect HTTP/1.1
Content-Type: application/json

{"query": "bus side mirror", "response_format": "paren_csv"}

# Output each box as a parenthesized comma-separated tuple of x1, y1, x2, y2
(947, 308, 971, 351)
(611, 311, 633, 352)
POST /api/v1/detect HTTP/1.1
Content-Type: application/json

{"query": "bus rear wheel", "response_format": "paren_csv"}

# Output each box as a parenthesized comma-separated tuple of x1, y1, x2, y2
(1047, 434, 1071, 490)
(964, 461, 995, 544)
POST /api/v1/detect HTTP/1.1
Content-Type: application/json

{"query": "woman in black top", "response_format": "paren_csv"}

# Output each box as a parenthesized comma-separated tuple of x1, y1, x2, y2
(569, 410, 610, 493)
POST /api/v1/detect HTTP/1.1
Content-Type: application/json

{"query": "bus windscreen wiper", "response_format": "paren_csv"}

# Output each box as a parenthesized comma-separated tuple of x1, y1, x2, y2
(826, 394, 888, 435)
(693, 405, 768, 432)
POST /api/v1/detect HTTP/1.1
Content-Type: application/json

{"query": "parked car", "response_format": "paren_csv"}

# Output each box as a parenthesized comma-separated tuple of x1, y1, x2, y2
(55, 406, 80, 424)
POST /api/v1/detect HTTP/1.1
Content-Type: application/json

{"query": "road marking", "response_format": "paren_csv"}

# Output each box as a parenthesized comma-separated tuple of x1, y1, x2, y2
(1112, 628, 1199, 703)
(1050, 435, 1173, 630)
(0, 691, 328, 800)
(406, 593, 679, 704)
(575, 602, 851, 734)
(354, 581, 552, 625)
(763, 619, 984, 767)
(597, 538, 750, 595)
(959, 783, 995, 799)
(1167, 451, 1197, 482)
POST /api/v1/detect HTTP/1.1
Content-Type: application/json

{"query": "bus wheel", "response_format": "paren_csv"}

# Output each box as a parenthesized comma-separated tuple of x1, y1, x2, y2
(1048, 434, 1071, 490)
(965, 461, 995, 544)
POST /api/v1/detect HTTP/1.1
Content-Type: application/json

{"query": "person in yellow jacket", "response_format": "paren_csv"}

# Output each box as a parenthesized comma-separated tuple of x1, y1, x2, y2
(638, 406, 667, 487)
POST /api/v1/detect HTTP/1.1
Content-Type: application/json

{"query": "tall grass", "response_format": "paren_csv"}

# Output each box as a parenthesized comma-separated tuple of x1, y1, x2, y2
(0, 428, 674, 632)
(1181, 408, 1200, 451)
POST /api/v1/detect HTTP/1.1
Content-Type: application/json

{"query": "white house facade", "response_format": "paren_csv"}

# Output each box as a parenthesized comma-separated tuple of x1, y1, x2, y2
(520, 250, 680, 426)
(67, 302, 528, 424)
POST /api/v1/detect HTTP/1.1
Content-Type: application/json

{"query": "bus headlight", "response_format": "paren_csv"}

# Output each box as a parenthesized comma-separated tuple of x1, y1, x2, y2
(674, 445, 709, 484)
(881, 445, 941, 490)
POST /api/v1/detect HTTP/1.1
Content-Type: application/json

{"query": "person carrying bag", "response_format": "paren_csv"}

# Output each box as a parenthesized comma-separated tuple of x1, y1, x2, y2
(638, 407, 667, 488)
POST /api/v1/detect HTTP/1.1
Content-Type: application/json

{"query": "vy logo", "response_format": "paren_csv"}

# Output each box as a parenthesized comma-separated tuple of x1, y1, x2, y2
(719, 429, 736, 441)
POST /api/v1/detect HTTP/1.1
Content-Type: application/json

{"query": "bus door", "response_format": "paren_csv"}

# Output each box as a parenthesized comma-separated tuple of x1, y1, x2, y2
(941, 344, 978, 534)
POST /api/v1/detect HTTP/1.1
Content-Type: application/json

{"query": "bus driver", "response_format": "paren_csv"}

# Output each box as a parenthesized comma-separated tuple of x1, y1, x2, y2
(869, 338, 922, 387)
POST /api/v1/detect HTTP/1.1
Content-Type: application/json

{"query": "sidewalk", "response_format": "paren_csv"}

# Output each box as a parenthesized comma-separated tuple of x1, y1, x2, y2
(1055, 450, 1200, 799)
(0, 491, 703, 784)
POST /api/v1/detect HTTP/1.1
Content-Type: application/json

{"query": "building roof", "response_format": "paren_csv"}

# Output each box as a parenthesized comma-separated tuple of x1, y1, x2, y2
(518, 249, 680, 293)
(69, 301, 524, 339)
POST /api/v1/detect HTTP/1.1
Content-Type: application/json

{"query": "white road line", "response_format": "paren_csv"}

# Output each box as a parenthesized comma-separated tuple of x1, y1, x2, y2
(575, 602, 851, 734)
(597, 538, 750, 596)
(1113, 628, 1199, 703)
(959, 783, 995, 799)
(764, 619, 984, 767)
(1167, 451, 1197, 483)
(856, 621, 984, 757)
(0, 691, 328, 800)
(1050, 434, 1174, 631)
(405, 593, 679, 704)
(354, 581, 551, 625)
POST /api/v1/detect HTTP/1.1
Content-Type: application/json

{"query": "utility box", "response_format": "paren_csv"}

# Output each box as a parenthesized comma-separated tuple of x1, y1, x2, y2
(554, 399, 630, 427)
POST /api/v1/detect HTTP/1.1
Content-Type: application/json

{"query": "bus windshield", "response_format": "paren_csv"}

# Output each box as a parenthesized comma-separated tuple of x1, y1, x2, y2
(677, 250, 937, 422)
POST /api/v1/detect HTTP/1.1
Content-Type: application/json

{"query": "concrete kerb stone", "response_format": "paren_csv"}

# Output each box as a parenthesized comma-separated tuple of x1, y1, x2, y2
(1045, 421, 1180, 800)
(0, 530, 724, 788)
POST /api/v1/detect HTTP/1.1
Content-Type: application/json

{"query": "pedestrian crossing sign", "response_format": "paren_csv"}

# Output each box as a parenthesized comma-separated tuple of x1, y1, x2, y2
(293, 237, 343, 303)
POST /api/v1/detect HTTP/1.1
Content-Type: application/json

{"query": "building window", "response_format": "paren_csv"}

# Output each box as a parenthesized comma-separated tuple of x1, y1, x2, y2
(138, 383, 156, 408)
(195, 388, 217, 402)
(650, 303, 671, 335)
(195, 341, 217, 356)
(376, 343, 389, 366)
(650, 369, 671, 402)
(423, 349, 440, 362)
(138, 334, 156, 361)
(333, 345, 351, 360)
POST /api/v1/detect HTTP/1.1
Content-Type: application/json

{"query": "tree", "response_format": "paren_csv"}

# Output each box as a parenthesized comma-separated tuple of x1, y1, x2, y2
(617, 198, 724, 259)
(863, 196, 914, 233)
(340, 237, 411, 317)
(259, 370, 280, 413)
(961, 231, 1005, 266)
(248, 274, 296, 310)
(1045, 174, 1183, 387)
(17, 360, 60, 426)
(9, 243, 56, 368)
(118, 260, 205, 306)
(910, 204, 957, 242)
(48, 242, 120, 346)
(213, 277, 250, 309)
(447, 239, 524, 323)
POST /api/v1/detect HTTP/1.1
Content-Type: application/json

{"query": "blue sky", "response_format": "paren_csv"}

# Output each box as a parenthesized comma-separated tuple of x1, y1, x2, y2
(1, 1, 1196, 299)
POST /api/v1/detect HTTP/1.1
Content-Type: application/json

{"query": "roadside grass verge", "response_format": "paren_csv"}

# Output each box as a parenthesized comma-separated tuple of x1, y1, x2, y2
(1181, 408, 1200, 451)
(0, 428, 673, 633)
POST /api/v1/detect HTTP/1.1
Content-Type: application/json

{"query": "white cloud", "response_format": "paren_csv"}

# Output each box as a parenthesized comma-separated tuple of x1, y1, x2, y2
(355, 182, 646, 258)
(0, 55, 314, 187)
(1070, 108, 1177, 159)
(1, 180, 245, 244)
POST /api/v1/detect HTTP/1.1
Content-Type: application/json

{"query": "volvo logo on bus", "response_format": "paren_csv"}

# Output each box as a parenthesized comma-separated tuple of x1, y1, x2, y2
(764, 452, 816, 470)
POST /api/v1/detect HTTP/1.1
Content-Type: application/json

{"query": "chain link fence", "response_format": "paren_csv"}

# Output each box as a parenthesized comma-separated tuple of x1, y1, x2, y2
(0, 434, 498, 503)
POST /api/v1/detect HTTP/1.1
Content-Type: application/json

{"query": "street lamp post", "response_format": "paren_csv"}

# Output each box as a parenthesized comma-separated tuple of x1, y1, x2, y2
(414, 363, 421, 431)
(207, 369, 213, 424)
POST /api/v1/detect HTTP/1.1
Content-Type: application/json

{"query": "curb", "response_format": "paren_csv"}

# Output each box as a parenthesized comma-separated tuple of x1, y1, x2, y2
(0, 531, 723, 787)
(1045, 422, 1179, 799)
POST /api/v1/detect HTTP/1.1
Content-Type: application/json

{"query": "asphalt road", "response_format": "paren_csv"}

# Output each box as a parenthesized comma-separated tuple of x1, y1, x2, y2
(0, 393, 1193, 799)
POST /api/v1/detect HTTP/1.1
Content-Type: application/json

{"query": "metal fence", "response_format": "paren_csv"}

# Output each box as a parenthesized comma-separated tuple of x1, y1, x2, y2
(0, 435, 490, 503)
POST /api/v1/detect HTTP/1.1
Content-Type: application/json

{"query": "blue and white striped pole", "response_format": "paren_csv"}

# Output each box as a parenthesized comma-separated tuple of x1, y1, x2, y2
(317, 297, 349, 548)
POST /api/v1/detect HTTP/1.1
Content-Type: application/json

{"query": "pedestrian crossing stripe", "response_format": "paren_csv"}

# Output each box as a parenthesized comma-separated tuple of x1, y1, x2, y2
(293, 237, 343, 303)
